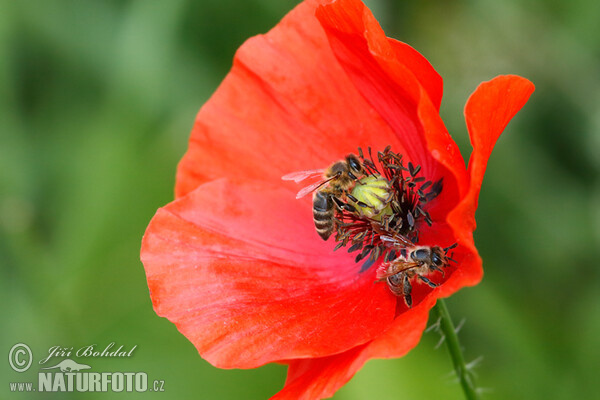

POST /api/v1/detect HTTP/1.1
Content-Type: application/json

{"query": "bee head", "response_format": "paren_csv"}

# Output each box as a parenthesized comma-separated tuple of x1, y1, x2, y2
(346, 154, 363, 176)
(430, 247, 445, 267)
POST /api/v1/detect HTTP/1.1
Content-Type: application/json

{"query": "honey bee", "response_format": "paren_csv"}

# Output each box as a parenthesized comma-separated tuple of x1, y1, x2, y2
(282, 154, 365, 240)
(376, 233, 456, 307)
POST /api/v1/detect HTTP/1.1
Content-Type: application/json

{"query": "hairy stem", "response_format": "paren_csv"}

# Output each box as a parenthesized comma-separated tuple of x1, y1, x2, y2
(433, 299, 480, 400)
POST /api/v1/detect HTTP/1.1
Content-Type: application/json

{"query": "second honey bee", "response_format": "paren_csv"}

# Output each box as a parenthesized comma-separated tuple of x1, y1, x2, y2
(376, 233, 456, 307)
(282, 154, 366, 240)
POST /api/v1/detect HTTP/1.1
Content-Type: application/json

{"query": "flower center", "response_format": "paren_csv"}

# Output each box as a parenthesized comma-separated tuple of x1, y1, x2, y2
(326, 146, 456, 308)
(332, 146, 443, 264)
(284, 146, 454, 308)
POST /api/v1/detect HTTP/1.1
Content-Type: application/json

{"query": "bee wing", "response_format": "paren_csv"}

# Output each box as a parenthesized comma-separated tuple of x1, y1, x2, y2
(295, 177, 335, 199)
(376, 260, 420, 281)
(281, 169, 324, 183)
(380, 235, 400, 246)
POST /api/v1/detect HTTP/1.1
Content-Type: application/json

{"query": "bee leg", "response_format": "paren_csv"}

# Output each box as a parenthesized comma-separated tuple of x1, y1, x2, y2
(332, 196, 356, 213)
(418, 275, 438, 288)
(348, 171, 363, 182)
(340, 203, 357, 213)
(430, 264, 445, 278)
(403, 273, 413, 308)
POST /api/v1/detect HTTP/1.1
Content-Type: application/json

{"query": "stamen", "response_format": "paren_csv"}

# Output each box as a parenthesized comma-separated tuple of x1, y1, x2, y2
(332, 147, 443, 262)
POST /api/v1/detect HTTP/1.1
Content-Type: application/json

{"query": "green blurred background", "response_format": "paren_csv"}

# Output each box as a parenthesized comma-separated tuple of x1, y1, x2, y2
(1, 0, 598, 399)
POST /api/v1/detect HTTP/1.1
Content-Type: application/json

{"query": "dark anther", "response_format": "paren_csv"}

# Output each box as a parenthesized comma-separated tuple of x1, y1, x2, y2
(348, 241, 363, 253)
(425, 178, 443, 201)
(368, 147, 376, 166)
(360, 257, 375, 272)
(411, 232, 419, 244)
(411, 164, 422, 177)
(385, 249, 397, 262)
(353, 230, 367, 242)
(360, 244, 374, 259)
(420, 181, 432, 190)
(407, 211, 415, 228)
(370, 245, 382, 261)
(333, 241, 345, 251)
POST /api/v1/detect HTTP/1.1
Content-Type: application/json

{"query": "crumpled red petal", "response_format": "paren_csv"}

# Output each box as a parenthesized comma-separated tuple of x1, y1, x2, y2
(142, 179, 399, 369)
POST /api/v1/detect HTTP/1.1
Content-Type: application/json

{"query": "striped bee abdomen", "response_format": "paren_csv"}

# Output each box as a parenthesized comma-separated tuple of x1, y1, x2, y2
(313, 191, 334, 240)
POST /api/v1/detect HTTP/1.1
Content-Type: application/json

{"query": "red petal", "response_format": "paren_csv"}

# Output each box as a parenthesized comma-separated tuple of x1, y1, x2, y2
(388, 38, 443, 111)
(463, 75, 535, 220)
(272, 296, 434, 399)
(176, 0, 406, 198)
(271, 345, 368, 400)
(454, 75, 534, 231)
(141, 179, 397, 369)
(444, 75, 534, 288)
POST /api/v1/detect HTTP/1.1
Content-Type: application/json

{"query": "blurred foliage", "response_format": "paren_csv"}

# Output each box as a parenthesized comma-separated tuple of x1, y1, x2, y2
(1, 0, 598, 399)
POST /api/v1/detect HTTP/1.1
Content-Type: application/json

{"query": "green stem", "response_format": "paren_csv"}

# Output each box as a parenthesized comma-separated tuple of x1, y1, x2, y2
(433, 299, 480, 400)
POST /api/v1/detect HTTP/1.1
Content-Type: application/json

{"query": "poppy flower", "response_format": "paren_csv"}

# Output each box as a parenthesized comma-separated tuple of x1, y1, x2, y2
(140, 0, 534, 398)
